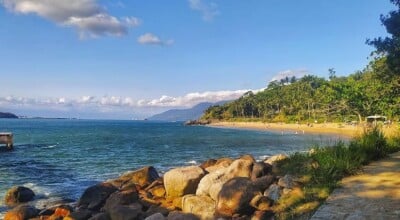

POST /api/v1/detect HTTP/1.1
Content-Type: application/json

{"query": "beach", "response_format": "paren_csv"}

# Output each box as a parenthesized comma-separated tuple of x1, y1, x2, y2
(209, 121, 373, 137)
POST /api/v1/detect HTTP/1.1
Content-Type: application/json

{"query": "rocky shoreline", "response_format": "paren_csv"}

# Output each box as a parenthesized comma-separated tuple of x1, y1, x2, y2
(3, 154, 298, 220)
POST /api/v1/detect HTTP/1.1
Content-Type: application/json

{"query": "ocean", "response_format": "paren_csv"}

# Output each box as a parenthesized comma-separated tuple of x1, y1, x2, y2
(0, 119, 345, 214)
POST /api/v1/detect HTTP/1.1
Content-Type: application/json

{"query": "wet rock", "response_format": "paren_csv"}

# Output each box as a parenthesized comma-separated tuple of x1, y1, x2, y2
(263, 184, 281, 202)
(164, 166, 205, 197)
(182, 195, 215, 220)
(77, 182, 117, 211)
(102, 189, 139, 212)
(251, 162, 272, 180)
(4, 205, 39, 220)
(278, 174, 294, 189)
(167, 211, 200, 220)
(145, 212, 165, 220)
(216, 177, 261, 217)
(4, 186, 35, 206)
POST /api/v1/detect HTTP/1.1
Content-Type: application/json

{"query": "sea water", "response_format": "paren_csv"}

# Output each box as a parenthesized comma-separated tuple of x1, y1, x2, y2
(0, 119, 345, 214)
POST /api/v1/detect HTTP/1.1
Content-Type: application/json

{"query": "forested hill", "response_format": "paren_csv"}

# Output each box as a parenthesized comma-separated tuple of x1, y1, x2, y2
(0, 112, 18, 118)
(202, 58, 400, 123)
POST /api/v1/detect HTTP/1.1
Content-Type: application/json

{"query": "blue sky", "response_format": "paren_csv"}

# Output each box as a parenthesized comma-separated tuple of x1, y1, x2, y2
(0, 0, 394, 119)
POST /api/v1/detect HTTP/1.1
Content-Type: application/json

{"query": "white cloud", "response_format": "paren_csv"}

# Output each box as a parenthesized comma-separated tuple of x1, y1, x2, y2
(189, 0, 218, 21)
(137, 33, 173, 46)
(270, 69, 310, 82)
(1, 0, 140, 38)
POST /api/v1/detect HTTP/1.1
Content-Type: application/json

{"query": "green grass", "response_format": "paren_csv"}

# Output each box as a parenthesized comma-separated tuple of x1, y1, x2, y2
(274, 126, 399, 219)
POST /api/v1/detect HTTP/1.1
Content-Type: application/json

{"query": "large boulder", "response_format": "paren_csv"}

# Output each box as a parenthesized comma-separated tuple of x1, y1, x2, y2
(4, 205, 38, 220)
(102, 189, 139, 212)
(4, 186, 35, 206)
(115, 166, 160, 189)
(225, 159, 254, 179)
(199, 159, 217, 170)
(196, 168, 227, 200)
(252, 175, 275, 192)
(164, 166, 205, 197)
(182, 195, 215, 220)
(216, 177, 261, 217)
(77, 182, 117, 211)
(251, 162, 272, 180)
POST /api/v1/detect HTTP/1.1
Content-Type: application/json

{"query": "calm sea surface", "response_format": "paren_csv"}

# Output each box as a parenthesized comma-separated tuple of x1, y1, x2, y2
(0, 119, 346, 213)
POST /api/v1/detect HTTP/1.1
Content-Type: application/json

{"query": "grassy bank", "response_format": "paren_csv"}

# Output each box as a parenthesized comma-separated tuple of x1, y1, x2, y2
(273, 126, 400, 219)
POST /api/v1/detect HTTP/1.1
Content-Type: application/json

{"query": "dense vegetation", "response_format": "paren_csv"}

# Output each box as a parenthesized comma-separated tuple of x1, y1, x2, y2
(202, 0, 400, 123)
(202, 57, 400, 123)
(274, 127, 400, 219)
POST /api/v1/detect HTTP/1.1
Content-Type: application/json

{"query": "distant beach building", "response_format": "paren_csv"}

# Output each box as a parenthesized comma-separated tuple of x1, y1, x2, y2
(366, 115, 387, 125)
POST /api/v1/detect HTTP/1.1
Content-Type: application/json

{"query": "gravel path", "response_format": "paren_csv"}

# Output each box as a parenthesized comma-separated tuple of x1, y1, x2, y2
(310, 151, 400, 220)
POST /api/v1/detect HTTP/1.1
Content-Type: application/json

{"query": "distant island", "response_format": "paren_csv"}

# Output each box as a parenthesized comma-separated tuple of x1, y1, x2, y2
(0, 112, 18, 119)
(148, 101, 228, 122)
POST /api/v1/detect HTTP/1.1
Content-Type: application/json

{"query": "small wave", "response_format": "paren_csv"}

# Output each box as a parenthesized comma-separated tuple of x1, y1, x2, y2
(185, 160, 197, 165)
(44, 144, 57, 149)
(258, 155, 271, 160)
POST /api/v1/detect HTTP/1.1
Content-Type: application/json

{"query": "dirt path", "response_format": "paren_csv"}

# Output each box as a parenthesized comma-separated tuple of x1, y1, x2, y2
(310, 151, 400, 220)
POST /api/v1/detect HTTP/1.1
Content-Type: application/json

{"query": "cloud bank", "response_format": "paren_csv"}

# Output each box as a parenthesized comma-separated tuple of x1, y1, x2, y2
(189, 0, 218, 21)
(0, 89, 261, 112)
(1, 0, 140, 38)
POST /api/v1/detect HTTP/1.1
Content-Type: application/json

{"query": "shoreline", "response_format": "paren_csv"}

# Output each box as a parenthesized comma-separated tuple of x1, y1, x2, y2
(208, 121, 366, 137)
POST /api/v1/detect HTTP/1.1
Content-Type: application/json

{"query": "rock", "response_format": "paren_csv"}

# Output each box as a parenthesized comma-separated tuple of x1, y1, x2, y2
(263, 184, 280, 202)
(182, 195, 215, 220)
(108, 205, 143, 220)
(4, 205, 39, 220)
(264, 154, 288, 166)
(164, 166, 205, 197)
(66, 209, 93, 220)
(239, 154, 256, 163)
(199, 159, 217, 170)
(278, 174, 294, 189)
(145, 213, 166, 220)
(167, 211, 200, 220)
(225, 159, 254, 179)
(89, 212, 111, 220)
(4, 186, 35, 206)
(204, 161, 231, 173)
(148, 185, 166, 198)
(102, 189, 139, 212)
(196, 168, 227, 200)
(251, 210, 274, 220)
(216, 177, 261, 217)
(77, 182, 118, 211)
(118, 166, 160, 189)
(145, 205, 170, 217)
(249, 195, 273, 211)
(252, 175, 275, 192)
(251, 162, 272, 180)
(52, 205, 73, 218)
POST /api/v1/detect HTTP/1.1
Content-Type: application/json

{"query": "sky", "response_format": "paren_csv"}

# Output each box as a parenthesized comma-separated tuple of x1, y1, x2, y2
(0, 0, 395, 119)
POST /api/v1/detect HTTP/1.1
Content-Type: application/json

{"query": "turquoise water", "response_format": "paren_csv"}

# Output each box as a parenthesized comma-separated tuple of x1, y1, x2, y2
(0, 119, 344, 213)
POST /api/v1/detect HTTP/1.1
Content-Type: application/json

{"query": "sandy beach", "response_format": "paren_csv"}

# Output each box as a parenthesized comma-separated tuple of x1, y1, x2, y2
(209, 121, 368, 137)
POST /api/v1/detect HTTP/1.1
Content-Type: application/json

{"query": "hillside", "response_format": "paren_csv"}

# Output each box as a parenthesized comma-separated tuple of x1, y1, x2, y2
(148, 101, 228, 121)
(0, 112, 18, 119)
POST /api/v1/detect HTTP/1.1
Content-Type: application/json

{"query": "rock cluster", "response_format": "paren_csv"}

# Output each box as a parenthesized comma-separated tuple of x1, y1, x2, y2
(3, 154, 297, 220)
